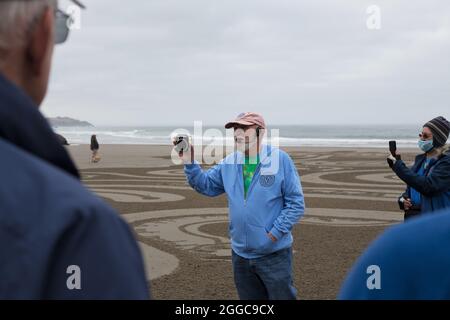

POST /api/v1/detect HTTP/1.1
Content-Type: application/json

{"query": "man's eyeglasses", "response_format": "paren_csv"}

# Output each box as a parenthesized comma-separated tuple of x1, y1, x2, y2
(55, 0, 86, 44)
(24, 0, 85, 45)
(54, 9, 70, 44)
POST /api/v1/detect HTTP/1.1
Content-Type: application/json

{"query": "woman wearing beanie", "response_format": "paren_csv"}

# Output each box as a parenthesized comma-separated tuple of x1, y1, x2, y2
(387, 116, 450, 220)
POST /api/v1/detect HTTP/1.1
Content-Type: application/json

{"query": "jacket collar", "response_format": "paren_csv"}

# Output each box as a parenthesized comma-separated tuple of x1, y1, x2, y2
(0, 73, 79, 178)
(414, 152, 448, 174)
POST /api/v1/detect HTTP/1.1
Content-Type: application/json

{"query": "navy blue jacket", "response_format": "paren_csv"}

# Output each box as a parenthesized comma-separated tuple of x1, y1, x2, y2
(339, 209, 450, 299)
(394, 152, 450, 214)
(0, 73, 149, 299)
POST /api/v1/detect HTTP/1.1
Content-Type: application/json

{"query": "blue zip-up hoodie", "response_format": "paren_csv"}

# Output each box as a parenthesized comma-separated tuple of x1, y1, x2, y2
(184, 144, 305, 259)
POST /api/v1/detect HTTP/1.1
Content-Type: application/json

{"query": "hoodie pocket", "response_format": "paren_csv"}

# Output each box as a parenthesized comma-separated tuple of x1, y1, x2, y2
(246, 224, 272, 253)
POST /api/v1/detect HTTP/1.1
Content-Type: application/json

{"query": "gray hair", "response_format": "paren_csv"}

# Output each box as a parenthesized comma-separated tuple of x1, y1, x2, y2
(0, 0, 57, 56)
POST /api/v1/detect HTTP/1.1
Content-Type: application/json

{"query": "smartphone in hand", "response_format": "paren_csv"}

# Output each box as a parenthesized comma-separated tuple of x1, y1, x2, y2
(389, 140, 397, 157)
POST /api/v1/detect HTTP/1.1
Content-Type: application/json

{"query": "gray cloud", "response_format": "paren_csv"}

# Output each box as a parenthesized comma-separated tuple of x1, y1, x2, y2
(42, 0, 450, 126)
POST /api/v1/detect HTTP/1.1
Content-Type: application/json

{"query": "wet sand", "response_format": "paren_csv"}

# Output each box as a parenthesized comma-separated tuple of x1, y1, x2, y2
(66, 144, 417, 299)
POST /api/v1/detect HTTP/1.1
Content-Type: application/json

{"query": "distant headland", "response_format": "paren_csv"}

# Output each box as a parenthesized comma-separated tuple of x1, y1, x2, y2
(47, 117, 94, 128)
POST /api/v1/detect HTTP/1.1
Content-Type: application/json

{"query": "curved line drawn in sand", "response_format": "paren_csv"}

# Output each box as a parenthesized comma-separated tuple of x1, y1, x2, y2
(182, 220, 229, 244)
(136, 215, 231, 260)
(83, 179, 185, 183)
(303, 188, 402, 201)
(83, 171, 185, 181)
(86, 184, 191, 190)
(303, 208, 401, 227)
(138, 242, 179, 281)
(146, 169, 186, 177)
(90, 188, 185, 203)
(84, 172, 156, 180)
(301, 169, 404, 188)
(354, 173, 400, 184)
(82, 171, 186, 186)
(294, 154, 333, 161)
(303, 187, 400, 194)
(82, 174, 99, 179)
(306, 194, 398, 202)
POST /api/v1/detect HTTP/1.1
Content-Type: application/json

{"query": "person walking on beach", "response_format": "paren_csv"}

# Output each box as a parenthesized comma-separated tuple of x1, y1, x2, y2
(387, 116, 450, 220)
(0, 0, 149, 299)
(90, 134, 101, 163)
(176, 112, 305, 300)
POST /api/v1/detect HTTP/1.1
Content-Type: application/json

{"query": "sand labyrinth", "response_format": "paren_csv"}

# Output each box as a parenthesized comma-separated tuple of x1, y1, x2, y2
(82, 151, 407, 280)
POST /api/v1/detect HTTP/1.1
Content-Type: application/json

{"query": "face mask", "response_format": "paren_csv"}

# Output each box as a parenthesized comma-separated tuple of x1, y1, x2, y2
(418, 139, 434, 153)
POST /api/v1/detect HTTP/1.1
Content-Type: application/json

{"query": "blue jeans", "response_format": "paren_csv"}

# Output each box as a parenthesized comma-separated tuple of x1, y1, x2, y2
(232, 247, 297, 300)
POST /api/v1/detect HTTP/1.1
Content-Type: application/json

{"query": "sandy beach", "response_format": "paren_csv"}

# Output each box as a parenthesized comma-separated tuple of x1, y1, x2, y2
(66, 144, 418, 299)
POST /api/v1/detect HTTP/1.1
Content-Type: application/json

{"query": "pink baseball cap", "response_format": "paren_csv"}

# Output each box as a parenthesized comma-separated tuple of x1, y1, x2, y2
(225, 112, 266, 129)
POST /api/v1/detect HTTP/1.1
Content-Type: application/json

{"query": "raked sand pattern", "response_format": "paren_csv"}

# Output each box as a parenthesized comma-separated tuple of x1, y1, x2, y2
(69, 145, 415, 299)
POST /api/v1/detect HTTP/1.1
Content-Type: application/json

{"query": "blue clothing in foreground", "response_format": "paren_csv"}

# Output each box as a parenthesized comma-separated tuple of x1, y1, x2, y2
(339, 209, 450, 299)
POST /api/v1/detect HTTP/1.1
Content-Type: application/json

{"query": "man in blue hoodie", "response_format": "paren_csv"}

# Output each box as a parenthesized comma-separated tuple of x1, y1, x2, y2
(177, 112, 305, 300)
(0, 0, 149, 299)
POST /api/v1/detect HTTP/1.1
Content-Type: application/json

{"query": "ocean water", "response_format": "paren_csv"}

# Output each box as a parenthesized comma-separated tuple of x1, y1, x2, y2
(53, 124, 424, 148)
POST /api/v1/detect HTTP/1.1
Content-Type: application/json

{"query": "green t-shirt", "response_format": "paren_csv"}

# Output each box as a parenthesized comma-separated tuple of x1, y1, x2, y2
(243, 155, 260, 199)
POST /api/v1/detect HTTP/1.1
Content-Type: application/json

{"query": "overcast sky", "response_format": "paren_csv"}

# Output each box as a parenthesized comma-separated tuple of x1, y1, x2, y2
(41, 0, 450, 126)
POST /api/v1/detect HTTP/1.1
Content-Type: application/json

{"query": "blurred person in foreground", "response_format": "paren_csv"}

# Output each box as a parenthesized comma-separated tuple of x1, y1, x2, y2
(0, 0, 149, 299)
(339, 208, 450, 299)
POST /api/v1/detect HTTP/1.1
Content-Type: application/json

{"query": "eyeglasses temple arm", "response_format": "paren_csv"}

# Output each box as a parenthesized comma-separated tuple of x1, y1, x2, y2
(70, 0, 86, 9)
